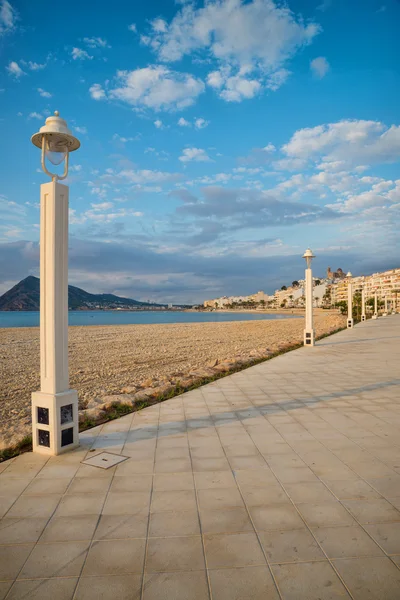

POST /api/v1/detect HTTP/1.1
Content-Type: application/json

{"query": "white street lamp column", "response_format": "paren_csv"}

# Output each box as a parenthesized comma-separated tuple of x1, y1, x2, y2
(303, 248, 315, 347)
(346, 272, 353, 329)
(30, 112, 80, 455)
(383, 296, 388, 317)
(372, 291, 378, 319)
(361, 287, 366, 322)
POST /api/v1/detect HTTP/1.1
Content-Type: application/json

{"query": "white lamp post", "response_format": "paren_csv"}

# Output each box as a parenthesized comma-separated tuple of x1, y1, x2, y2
(383, 296, 388, 317)
(372, 291, 378, 319)
(303, 248, 315, 346)
(361, 285, 366, 322)
(30, 112, 80, 455)
(346, 272, 353, 328)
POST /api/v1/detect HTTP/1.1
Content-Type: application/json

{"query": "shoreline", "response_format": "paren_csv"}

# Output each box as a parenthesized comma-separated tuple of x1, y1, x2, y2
(1, 313, 345, 449)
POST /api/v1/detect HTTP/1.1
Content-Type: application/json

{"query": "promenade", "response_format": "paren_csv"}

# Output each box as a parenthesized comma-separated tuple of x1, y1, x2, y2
(1, 316, 400, 599)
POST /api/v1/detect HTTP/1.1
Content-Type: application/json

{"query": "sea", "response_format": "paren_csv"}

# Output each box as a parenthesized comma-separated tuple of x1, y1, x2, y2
(0, 310, 299, 329)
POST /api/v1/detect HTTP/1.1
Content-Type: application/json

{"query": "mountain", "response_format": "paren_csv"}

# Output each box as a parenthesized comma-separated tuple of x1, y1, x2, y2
(0, 276, 164, 311)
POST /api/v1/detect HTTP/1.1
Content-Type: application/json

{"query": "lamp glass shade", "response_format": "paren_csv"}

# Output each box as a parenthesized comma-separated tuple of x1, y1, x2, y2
(45, 136, 68, 165)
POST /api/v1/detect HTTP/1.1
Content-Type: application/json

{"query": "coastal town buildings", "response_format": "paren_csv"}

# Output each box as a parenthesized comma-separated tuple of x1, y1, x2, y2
(203, 267, 400, 310)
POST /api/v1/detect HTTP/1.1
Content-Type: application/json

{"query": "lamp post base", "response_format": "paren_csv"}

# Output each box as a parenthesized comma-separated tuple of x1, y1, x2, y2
(372, 314, 378, 320)
(361, 315, 366, 322)
(31, 389, 79, 456)
(347, 318, 354, 329)
(304, 329, 315, 347)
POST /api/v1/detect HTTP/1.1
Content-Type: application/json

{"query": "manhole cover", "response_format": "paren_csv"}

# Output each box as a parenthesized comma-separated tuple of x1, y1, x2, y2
(81, 452, 129, 469)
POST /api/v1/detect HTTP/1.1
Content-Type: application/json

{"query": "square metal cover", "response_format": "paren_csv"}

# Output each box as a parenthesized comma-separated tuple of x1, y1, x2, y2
(81, 452, 129, 469)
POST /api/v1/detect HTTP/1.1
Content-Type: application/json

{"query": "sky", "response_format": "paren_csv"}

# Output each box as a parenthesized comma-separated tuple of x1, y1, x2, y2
(0, 0, 399, 303)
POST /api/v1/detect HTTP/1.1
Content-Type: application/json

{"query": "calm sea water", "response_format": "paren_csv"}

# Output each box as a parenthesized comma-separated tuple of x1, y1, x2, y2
(0, 310, 298, 329)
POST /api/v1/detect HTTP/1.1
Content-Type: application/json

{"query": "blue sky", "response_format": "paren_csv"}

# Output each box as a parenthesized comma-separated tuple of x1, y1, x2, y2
(0, 0, 399, 303)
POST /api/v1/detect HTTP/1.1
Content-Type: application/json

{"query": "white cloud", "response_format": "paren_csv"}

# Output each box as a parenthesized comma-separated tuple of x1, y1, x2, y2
(73, 125, 87, 134)
(6, 61, 25, 78)
(71, 47, 93, 60)
(37, 87, 52, 98)
(207, 66, 262, 102)
(128, 23, 137, 32)
(272, 157, 307, 171)
(116, 169, 180, 184)
(178, 117, 190, 127)
(83, 37, 109, 48)
(106, 65, 204, 111)
(91, 201, 114, 211)
(0, 0, 17, 35)
(179, 147, 211, 163)
(142, 0, 320, 100)
(154, 119, 163, 129)
(262, 143, 276, 152)
(194, 118, 209, 129)
(151, 18, 168, 33)
(28, 112, 43, 120)
(310, 56, 330, 78)
(89, 83, 106, 100)
(112, 133, 140, 143)
(69, 165, 82, 172)
(282, 119, 400, 166)
(27, 61, 46, 71)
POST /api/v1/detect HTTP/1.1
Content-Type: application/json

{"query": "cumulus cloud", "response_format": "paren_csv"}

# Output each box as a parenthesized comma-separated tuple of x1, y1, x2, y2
(128, 23, 137, 32)
(6, 61, 25, 78)
(0, 0, 17, 36)
(194, 118, 209, 129)
(282, 119, 400, 166)
(310, 56, 330, 78)
(71, 47, 93, 60)
(178, 117, 190, 127)
(89, 83, 106, 100)
(154, 119, 163, 128)
(37, 87, 52, 98)
(100, 65, 204, 111)
(179, 147, 212, 162)
(142, 0, 320, 100)
(83, 37, 109, 48)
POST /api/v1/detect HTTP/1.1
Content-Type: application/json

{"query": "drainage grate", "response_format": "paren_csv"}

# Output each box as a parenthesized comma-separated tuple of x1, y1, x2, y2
(81, 452, 129, 469)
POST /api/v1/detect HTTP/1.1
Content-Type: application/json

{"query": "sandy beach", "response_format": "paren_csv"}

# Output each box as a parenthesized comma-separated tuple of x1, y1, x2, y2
(0, 313, 345, 448)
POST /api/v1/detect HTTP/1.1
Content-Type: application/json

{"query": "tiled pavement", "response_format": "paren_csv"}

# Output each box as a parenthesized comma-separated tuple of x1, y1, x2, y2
(1, 316, 400, 599)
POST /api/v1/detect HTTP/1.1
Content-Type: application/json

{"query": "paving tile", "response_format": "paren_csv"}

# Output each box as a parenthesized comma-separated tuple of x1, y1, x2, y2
(0, 496, 18, 518)
(241, 484, 289, 506)
(272, 560, 351, 600)
(297, 502, 356, 528)
(146, 536, 205, 572)
(0, 478, 30, 496)
(0, 517, 47, 544)
(314, 525, 385, 558)
(0, 544, 34, 580)
(323, 480, 382, 500)
(54, 494, 106, 517)
(22, 477, 72, 495)
(83, 539, 146, 575)
(192, 457, 231, 471)
(333, 556, 400, 600)
(228, 455, 269, 470)
(200, 507, 253, 534)
(364, 522, 400, 554)
(233, 469, 277, 487)
(0, 582, 12, 600)
(94, 513, 149, 540)
(342, 499, 400, 523)
(284, 482, 335, 503)
(143, 571, 209, 600)
(197, 487, 244, 511)
(204, 532, 266, 568)
(39, 515, 99, 542)
(19, 541, 89, 578)
(67, 477, 111, 495)
(250, 504, 305, 531)
(6, 578, 78, 600)
(153, 472, 194, 491)
(115, 459, 154, 474)
(366, 476, 400, 498)
(75, 575, 142, 600)
(208, 566, 279, 600)
(194, 471, 236, 489)
(102, 492, 150, 515)
(154, 458, 192, 473)
(259, 529, 325, 563)
(149, 510, 200, 537)
(6, 495, 61, 519)
(151, 489, 197, 513)
(75, 464, 116, 479)
(273, 466, 320, 483)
